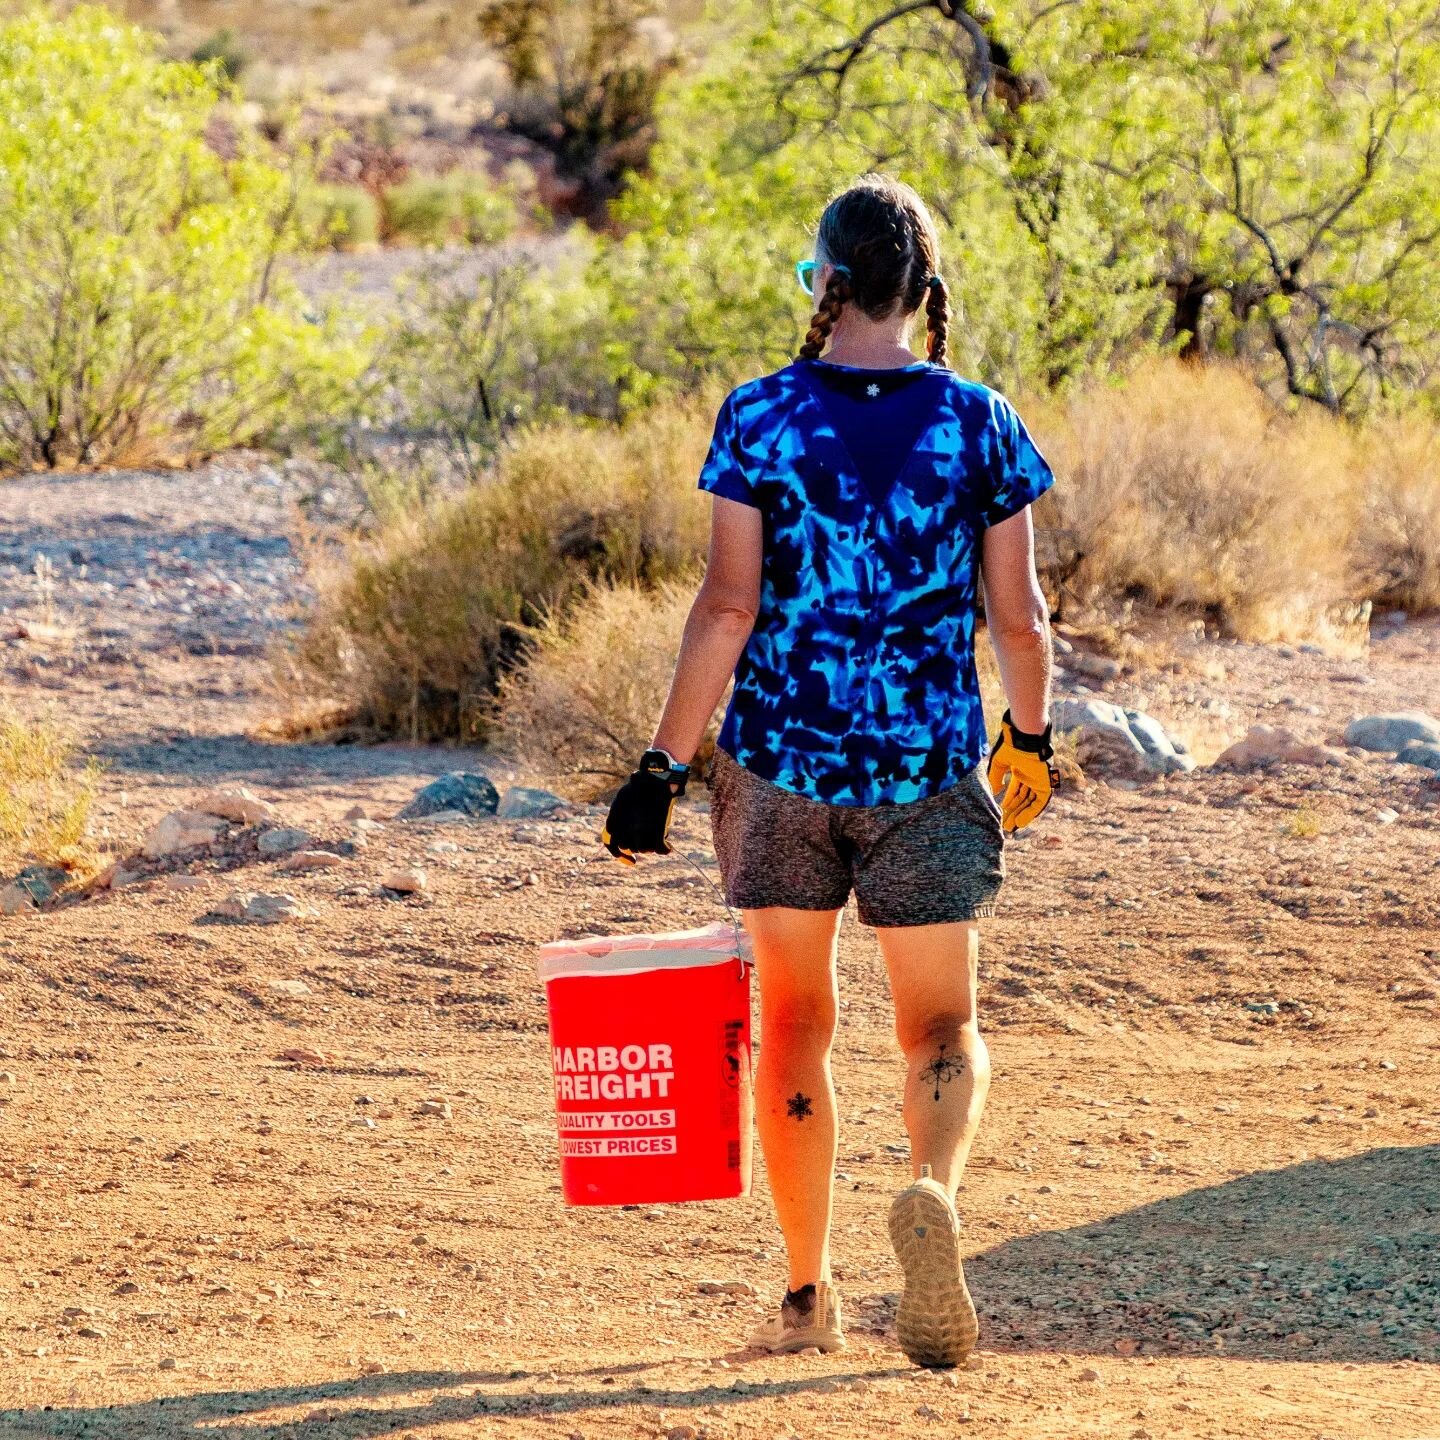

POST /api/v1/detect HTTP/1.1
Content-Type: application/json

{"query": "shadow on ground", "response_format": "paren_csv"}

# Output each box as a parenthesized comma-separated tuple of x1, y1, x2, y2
(0, 1364, 907, 1438)
(7, 1149, 1435, 1436)
(968, 1144, 1438, 1363)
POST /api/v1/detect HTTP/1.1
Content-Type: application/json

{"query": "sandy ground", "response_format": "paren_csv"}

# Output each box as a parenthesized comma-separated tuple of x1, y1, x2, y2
(0, 462, 1437, 1439)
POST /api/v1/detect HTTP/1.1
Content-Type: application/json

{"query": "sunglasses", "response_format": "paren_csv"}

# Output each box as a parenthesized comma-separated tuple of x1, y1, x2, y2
(795, 259, 850, 297)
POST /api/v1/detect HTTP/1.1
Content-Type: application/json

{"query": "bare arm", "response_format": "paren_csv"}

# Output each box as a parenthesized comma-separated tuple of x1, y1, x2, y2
(980, 506, 1052, 734)
(651, 496, 763, 765)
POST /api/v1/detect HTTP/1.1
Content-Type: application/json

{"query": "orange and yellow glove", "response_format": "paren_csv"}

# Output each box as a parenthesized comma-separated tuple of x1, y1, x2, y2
(985, 710, 1059, 833)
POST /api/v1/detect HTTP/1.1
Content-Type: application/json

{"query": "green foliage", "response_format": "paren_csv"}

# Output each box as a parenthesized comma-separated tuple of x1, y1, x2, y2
(0, 707, 99, 871)
(593, 0, 1440, 410)
(303, 184, 381, 250)
(0, 4, 370, 470)
(190, 27, 249, 81)
(379, 243, 624, 475)
(379, 174, 520, 247)
(479, 0, 679, 215)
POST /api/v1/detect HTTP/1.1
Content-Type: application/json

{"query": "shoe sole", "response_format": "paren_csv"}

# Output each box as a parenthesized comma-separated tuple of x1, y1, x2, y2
(888, 1177, 978, 1368)
(751, 1325, 847, 1355)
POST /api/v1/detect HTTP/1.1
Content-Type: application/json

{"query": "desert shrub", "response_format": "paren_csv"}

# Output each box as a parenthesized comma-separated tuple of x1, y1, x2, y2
(1355, 415, 1440, 615)
(379, 244, 625, 475)
(455, 176, 520, 246)
(190, 27, 248, 81)
(304, 183, 381, 250)
(1028, 360, 1361, 639)
(0, 6, 369, 471)
(280, 394, 717, 737)
(493, 577, 714, 797)
(380, 178, 461, 246)
(0, 709, 99, 871)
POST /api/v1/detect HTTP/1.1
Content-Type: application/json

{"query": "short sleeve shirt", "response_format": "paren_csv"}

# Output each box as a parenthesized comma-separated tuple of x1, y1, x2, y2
(698, 358, 1055, 806)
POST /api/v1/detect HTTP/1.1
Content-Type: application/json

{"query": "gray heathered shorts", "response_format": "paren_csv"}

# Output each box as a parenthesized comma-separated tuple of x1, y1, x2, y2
(706, 747, 1005, 927)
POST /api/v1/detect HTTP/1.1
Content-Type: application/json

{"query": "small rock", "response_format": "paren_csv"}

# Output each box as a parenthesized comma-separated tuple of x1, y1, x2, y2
(344, 805, 367, 821)
(142, 809, 227, 860)
(278, 850, 344, 872)
(278, 1047, 332, 1066)
(696, 1280, 757, 1297)
(194, 787, 275, 826)
(497, 786, 568, 819)
(914, 1403, 941, 1420)
(665, 1427, 698, 1440)
(1113, 1336, 1139, 1356)
(370, 1307, 407, 1319)
(163, 874, 206, 892)
(397, 772, 499, 820)
(1375, 808, 1400, 825)
(1343, 712, 1440, 752)
(1394, 742, 1440, 772)
(256, 828, 312, 857)
(1064, 651, 1123, 685)
(269, 979, 311, 997)
(158, 1356, 177, 1371)
(1213, 725, 1349, 770)
(417, 1099, 452, 1119)
(380, 867, 427, 894)
(426, 840, 459, 855)
(0, 863, 69, 914)
(115, 1282, 141, 1295)
(1078, 1366, 1101, 1382)
(1245, 1000, 1280, 1015)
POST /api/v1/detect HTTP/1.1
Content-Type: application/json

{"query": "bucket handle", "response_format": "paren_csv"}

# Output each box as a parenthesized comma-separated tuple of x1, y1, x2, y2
(673, 850, 749, 976)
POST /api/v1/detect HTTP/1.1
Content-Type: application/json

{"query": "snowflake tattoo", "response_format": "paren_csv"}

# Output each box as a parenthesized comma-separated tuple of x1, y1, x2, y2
(865, 383, 881, 397)
(786, 1092, 814, 1121)
(919, 1045, 965, 1102)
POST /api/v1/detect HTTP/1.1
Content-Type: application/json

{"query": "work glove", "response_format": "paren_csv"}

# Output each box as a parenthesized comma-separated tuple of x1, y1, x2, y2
(985, 710, 1058, 833)
(601, 749, 689, 864)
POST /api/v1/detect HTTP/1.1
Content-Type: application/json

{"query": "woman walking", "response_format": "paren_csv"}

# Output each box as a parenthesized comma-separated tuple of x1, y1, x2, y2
(601, 175, 1057, 1368)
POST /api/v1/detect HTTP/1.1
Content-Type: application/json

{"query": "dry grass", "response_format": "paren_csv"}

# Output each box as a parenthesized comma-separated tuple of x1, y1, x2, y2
(278, 394, 717, 739)
(0, 709, 100, 873)
(1355, 413, 1440, 615)
(1027, 359, 1364, 641)
(492, 576, 719, 800)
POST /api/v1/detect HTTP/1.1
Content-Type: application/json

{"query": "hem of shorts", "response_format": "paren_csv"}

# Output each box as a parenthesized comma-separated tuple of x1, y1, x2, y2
(725, 892, 851, 915)
(857, 901, 998, 927)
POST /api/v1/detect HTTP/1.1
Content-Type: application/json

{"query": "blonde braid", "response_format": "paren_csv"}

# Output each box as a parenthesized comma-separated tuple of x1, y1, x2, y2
(797, 270, 853, 361)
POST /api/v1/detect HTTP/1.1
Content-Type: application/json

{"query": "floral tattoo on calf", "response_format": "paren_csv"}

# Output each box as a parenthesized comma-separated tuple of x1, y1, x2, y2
(920, 1045, 965, 1102)
(786, 1092, 814, 1121)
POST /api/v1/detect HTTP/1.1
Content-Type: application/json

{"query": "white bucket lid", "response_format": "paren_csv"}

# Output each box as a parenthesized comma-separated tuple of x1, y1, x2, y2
(537, 921, 750, 982)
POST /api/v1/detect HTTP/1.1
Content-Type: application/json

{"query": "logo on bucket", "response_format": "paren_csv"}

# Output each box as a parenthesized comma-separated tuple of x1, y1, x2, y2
(552, 1043, 674, 1101)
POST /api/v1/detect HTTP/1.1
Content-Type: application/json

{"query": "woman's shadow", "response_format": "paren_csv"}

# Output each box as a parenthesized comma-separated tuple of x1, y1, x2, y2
(3, 1146, 1433, 1437)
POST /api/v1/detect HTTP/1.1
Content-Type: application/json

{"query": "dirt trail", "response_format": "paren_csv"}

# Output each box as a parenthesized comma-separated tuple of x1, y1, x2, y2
(0, 463, 1437, 1439)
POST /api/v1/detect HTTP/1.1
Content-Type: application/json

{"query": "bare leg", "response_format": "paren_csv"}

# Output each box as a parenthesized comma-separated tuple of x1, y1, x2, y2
(746, 905, 844, 1291)
(876, 921, 990, 1196)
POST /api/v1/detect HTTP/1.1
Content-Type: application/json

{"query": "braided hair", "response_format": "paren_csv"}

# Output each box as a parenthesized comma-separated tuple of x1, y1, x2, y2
(796, 174, 950, 368)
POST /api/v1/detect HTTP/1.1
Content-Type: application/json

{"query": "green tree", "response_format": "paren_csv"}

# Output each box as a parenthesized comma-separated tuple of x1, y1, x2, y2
(0, 4, 368, 471)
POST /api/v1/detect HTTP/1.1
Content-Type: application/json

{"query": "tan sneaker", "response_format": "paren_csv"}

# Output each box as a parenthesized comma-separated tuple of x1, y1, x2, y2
(748, 1280, 846, 1354)
(888, 1164, 978, 1368)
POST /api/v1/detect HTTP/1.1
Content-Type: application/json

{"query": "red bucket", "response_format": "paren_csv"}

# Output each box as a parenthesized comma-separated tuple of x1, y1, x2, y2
(538, 923, 753, 1207)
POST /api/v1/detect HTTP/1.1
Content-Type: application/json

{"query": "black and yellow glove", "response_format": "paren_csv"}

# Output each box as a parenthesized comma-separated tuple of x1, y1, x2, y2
(986, 710, 1059, 833)
(601, 749, 688, 864)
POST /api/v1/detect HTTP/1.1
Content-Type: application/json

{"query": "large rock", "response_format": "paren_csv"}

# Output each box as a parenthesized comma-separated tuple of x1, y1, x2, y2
(142, 809, 227, 859)
(1395, 742, 1440, 773)
(1052, 699, 1194, 778)
(1344, 712, 1440, 753)
(194, 786, 276, 826)
(397, 772, 499, 820)
(497, 785, 568, 819)
(256, 827, 312, 857)
(1214, 725, 1350, 770)
(0, 864, 69, 915)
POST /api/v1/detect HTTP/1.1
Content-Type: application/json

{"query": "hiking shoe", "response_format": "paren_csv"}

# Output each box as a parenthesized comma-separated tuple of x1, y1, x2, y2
(749, 1280, 846, 1354)
(887, 1164, 978, 1368)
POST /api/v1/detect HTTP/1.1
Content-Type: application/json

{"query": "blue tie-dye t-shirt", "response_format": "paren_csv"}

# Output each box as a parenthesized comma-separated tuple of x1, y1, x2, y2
(698, 357, 1055, 807)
